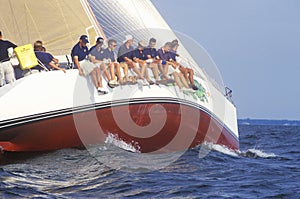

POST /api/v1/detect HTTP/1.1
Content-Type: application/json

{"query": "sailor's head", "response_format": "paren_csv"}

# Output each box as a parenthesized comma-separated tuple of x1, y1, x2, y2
(34, 40, 43, 51)
(0, 31, 3, 39)
(163, 42, 172, 52)
(108, 39, 117, 50)
(171, 39, 179, 50)
(123, 35, 134, 46)
(138, 40, 146, 50)
(149, 38, 156, 48)
(79, 35, 89, 46)
(96, 37, 104, 47)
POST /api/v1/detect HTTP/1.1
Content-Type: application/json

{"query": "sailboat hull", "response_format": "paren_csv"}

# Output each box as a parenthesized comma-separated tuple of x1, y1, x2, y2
(0, 100, 239, 153)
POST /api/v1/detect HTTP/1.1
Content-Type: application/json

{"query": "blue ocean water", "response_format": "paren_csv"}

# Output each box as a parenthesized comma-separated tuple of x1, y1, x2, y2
(0, 122, 299, 198)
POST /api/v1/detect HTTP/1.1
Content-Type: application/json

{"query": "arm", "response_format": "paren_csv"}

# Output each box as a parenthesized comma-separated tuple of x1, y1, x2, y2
(73, 56, 83, 76)
(49, 62, 66, 73)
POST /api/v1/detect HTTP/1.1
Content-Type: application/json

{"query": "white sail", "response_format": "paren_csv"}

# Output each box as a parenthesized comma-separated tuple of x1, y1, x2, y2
(88, 0, 224, 92)
(0, 0, 104, 55)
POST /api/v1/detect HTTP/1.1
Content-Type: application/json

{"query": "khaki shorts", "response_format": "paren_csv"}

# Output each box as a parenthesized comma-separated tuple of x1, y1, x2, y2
(79, 60, 96, 76)
(0, 61, 16, 86)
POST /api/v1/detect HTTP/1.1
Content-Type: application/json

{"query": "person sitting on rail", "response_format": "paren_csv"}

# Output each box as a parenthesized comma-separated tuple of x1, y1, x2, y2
(169, 39, 198, 90)
(103, 39, 129, 86)
(33, 41, 66, 73)
(157, 42, 193, 92)
(132, 40, 160, 85)
(117, 35, 144, 81)
(71, 35, 107, 95)
(144, 38, 168, 81)
(89, 37, 117, 87)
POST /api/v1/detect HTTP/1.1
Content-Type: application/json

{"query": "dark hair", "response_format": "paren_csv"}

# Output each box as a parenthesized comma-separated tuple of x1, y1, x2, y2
(149, 38, 156, 43)
(165, 42, 172, 48)
(0, 31, 2, 36)
(108, 39, 117, 46)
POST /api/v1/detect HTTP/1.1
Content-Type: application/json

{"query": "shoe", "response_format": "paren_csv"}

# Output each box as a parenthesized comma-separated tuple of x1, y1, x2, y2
(98, 89, 108, 95)
(108, 80, 119, 88)
(137, 79, 144, 86)
(181, 87, 196, 93)
(191, 85, 198, 90)
(143, 79, 149, 86)
(147, 80, 155, 85)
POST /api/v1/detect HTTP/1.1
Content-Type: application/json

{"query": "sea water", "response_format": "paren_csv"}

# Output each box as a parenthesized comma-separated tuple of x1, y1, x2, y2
(0, 122, 299, 198)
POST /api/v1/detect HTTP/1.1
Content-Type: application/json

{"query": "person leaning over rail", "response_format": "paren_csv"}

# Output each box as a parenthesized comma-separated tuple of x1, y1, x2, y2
(169, 39, 198, 90)
(117, 35, 144, 81)
(157, 42, 194, 92)
(0, 31, 17, 86)
(71, 35, 107, 95)
(33, 41, 66, 73)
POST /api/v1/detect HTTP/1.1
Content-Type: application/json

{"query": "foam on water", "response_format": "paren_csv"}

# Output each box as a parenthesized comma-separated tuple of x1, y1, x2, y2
(200, 142, 277, 159)
(104, 133, 140, 153)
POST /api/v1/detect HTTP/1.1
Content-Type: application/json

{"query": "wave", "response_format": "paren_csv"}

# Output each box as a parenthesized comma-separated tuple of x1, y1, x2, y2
(104, 133, 141, 153)
(200, 142, 277, 159)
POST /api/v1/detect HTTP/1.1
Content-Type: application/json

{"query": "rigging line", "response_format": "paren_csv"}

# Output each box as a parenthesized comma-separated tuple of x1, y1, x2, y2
(88, 1, 117, 37)
(57, 0, 73, 46)
(62, 0, 90, 32)
(97, 1, 128, 34)
(90, 1, 124, 35)
(8, 0, 23, 44)
(25, 3, 42, 43)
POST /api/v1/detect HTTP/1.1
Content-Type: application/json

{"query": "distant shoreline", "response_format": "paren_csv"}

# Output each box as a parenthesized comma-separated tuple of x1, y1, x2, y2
(238, 119, 300, 126)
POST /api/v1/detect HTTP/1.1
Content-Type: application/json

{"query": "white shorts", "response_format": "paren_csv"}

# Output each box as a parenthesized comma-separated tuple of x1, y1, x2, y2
(79, 60, 96, 76)
(0, 61, 16, 86)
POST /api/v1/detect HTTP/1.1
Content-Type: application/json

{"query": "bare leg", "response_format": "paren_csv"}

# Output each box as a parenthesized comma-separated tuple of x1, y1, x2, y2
(149, 63, 160, 81)
(100, 63, 110, 82)
(91, 69, 99, 89)
(95, 67, 102, 88)
(109, 63, 115, 80)
(171, 72, 182, 89)
(128, 61, 144, 79)
(120, 62, 129, 81)
(139, 63, 147, 79)
(179, 72, 190, 88)
(114, 63, 123, 83)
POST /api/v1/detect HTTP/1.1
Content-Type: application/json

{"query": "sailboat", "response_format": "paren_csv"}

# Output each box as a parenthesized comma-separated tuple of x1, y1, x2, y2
(0, 0, 239, 153)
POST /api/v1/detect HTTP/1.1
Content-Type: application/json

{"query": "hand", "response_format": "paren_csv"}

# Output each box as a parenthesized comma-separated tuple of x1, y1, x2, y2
(78, 69, 84, 76)
(61, 68, 66, 73)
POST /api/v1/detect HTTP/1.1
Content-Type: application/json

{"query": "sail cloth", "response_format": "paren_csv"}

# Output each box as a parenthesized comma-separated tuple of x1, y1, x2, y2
(88, 0, 208, 81)
(0, 0, 104, 55)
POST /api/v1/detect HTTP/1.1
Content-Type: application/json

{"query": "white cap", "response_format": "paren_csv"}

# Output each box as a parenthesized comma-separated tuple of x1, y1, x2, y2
(123, 35, 134, 43)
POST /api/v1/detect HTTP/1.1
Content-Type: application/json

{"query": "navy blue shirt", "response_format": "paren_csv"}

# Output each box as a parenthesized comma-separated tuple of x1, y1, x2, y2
(143, 47, 158, 59)
(133, 48, 147, 60)
(168, 50, 177, 62)
(71, 42, 89, 62)
(34, 51, 54, 70)
(157, 48, 169, 61)
(0, 40, 17, 62)
(89, 45, 105, 61)
(117, 44, 134, 62)
(103, 48, 116, 62)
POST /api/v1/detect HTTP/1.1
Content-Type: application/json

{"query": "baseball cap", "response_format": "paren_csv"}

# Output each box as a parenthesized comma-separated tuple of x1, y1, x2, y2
(80, 35, 89, 43)
(123, 35, 133, 43)
(96, 37, 104, 44)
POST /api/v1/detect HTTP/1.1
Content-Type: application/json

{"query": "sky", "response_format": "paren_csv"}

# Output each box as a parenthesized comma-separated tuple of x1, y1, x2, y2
(151, 0, 300, 120)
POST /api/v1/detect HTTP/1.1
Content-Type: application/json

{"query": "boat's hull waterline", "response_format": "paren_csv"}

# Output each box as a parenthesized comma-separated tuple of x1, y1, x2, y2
(0, 100, 238, 153)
